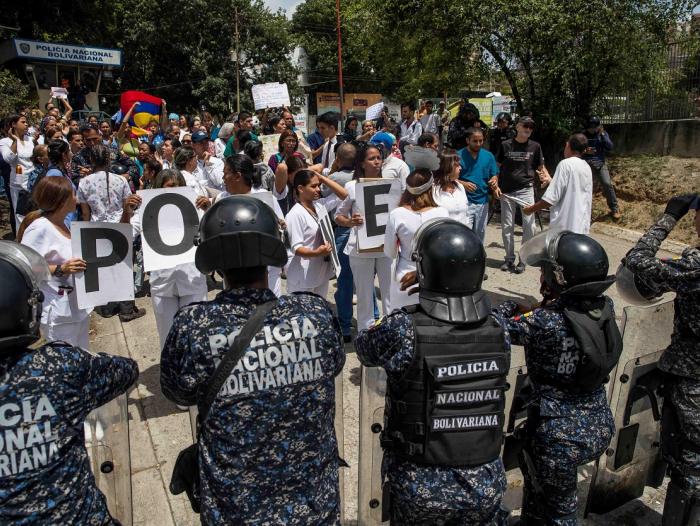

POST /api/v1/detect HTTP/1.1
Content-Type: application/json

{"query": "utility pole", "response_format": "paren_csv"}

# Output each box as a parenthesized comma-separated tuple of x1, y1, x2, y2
(234, 6, 241, 113)
(335, 0, 344, 122)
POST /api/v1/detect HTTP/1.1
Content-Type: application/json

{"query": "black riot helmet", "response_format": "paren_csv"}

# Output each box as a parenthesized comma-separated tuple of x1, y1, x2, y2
(520, 230, 614, 297)
(587, 116, 601, 129)
(495, 112, 512, 124)
(412, 218, 490, 324)
(110, 162, 129, 176)
(194, 195, 287, 273)
(0, 241, 50, 351)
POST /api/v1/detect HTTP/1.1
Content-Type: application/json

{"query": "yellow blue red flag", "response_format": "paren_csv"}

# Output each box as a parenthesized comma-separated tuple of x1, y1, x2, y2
(120, 90, 162, 136)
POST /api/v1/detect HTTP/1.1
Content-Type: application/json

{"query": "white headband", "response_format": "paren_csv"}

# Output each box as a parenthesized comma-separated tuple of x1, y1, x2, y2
(407, 176, 434, 195)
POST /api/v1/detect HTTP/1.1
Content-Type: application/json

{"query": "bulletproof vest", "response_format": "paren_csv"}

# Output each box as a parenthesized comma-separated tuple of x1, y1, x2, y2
(382, 306, 510, 467)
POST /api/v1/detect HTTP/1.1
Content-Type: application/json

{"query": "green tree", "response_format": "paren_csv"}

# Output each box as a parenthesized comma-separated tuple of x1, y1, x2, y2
(0, 70, 32, 116)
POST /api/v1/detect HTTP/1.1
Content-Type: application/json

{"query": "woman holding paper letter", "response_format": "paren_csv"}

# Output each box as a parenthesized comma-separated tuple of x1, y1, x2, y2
(285, 169, 348, 296)
(127, 169, 208, 348)
(17, 176, 90, 349)
(384, 169, 448, 310)
(335, 144, 393, 329)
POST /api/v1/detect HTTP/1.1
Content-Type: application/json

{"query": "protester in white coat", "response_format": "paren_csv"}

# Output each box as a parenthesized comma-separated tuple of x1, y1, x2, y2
(285, 169, 348, 296)
(1, 114, 35, 230)
(432, 149, 469, 225)
(18, 176, 90, 348)
(384, 169, 449, 310)
(197, 154, 287, 297)
(335, 144, 393, 329)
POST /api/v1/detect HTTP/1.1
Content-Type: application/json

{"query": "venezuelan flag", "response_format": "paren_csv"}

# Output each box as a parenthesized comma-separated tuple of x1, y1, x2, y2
(120, 91, 162, 136)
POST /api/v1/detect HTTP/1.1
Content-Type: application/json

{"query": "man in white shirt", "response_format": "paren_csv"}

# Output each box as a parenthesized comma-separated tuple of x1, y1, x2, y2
(370, 131, 410, 190)
(399, 102, 422, 152)
(316, 111, 342, 174)
(419, 100, 440, 135)
(523, 133, 593, 234)
(191, 130, 225, 190)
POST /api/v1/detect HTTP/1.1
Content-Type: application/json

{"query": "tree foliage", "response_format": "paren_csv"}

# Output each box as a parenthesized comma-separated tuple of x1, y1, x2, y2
(1, 0, 300, 115)
(0, 70, 32, 116)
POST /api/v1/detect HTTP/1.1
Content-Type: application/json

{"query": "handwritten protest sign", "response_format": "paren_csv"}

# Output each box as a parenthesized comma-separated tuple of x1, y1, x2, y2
(365, 102, 384, 120)
(251, 83, 291, 110)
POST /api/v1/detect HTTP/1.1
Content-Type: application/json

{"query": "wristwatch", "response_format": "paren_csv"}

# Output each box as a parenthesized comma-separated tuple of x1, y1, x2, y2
(53, 264, 65, 277)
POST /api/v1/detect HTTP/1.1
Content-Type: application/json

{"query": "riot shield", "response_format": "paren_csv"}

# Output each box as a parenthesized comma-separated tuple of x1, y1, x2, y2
(501, 345, 529, 511)
(85, 318, 133, 526)
(584, 300, 674, 516)
(357, 365, 388, 525)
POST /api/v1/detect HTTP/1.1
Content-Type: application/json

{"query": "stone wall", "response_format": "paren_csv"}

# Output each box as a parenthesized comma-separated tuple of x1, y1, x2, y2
(606, 119, 700, 158)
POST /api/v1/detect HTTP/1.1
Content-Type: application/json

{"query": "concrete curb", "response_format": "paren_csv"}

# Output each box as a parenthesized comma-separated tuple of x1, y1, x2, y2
(591, 222, 689, 256)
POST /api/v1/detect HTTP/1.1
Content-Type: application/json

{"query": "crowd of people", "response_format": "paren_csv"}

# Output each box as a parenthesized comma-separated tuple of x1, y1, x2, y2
(0, 94, 698, 526)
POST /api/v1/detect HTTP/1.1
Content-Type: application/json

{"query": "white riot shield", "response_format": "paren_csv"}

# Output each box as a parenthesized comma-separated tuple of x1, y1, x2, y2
(85, 319, 133, 525)
(357, 365, 388, 525)
(584, 301, 674, 516)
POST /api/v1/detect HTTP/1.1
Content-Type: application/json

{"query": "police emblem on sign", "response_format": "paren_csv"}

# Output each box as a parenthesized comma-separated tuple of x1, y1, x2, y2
(20, 43, 30, 54)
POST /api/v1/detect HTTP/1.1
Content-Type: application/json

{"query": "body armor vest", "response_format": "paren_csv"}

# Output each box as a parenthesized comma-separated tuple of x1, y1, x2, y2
(382, 306, 510, 467)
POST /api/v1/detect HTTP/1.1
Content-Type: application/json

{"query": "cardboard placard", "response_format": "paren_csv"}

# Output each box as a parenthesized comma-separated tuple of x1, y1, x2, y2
(355, 179, 402, 252)
(261, 131, 312, 165)
(137, 188, 201, 272)
(251, 82, 291, 110)
(318, 208, 341, 278)
(71, 222, 134, 309)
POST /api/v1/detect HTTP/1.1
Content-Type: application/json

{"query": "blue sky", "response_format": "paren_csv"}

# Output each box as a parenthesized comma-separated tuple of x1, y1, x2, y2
(263, 0, 303, 17)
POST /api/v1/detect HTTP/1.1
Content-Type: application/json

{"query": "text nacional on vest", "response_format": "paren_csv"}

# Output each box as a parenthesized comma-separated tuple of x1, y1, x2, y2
(0, 395, 60, 476)
(208, 316, 325, 396)
(435, 388, 502, 407)
(434, 358, 505, 381)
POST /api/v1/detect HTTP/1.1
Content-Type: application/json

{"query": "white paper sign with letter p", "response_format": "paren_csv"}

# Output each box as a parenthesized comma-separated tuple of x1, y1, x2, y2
(138, 187, 201, 272)
(355, 179, 402, 251)
(71, 222, 134, 309)
(251, 82, 291, 110)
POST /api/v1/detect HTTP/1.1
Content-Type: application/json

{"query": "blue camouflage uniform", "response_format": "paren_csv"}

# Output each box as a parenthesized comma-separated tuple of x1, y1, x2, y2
(0, 342, 138, 525)
(495, 300, 615, 526)
(160, 287, 345, 525)
(355, 310, 510, 526)
(624, 213, 700, 501)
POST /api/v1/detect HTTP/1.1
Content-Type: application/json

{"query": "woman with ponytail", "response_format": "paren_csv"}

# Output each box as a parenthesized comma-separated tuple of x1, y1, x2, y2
(18, 176, 90, 348)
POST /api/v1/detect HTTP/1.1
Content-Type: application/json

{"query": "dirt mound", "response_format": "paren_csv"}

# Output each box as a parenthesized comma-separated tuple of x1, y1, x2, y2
(594, 155, 700, 245)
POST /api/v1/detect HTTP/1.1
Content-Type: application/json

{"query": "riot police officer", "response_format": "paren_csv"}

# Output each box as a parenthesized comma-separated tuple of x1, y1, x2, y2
(160, 196, 345, 524)
(355, 218, 510, 525)
(619, 193, 700, 526)
(489, 111, 515, 158)
(496, 230, 622, 525)
(0, 241, 139, 524)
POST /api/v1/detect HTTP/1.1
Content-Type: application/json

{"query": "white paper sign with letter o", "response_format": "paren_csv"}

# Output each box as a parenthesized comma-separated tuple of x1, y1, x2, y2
(138, 187, 201, 272)
(71, 222, 134, 309)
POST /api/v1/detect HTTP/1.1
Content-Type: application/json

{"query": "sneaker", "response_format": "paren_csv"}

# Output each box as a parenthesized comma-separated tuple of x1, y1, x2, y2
(483, 272, 488, 281)
(119, 307, 146, 323)
(611, 210, 622, 220)
(514, 262, 526, 274)
(500, 261, 515, 272)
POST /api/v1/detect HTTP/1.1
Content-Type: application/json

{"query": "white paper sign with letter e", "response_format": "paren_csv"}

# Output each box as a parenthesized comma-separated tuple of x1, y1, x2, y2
(138, 187, 201, 272)
(355, 179, 402, 251)
(318, 208, 341, 278)
(71, 222, 134, 309)
(251, 82, 291, 110)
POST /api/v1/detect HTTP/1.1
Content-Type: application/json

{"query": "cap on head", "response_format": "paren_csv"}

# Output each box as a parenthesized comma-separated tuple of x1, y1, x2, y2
(518, 116, 535, 127)
(191, 130, 209, 143)
(194, 196, 287, 273)
(369, 131, 396, 156)
(412, 218, 490, 324)
(168, 113, 179, 120)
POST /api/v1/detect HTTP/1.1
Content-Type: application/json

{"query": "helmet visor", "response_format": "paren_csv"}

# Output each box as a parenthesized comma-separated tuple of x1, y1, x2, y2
(519, 229, 566, 267)
(0, 241, 50, 287)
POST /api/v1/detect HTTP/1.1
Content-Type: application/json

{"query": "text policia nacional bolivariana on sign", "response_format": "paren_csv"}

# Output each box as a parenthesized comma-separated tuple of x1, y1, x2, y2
(14, 39, 123, 67)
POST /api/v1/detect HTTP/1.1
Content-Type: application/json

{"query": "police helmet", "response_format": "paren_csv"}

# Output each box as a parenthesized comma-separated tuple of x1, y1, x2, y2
(520, 230, 614, 297)
(587, 116, 601, 128)
(194, 195, 287, 273)
(412, 218, 490, 324)
(0, 241, 50, 350)
(496, 112, 512, 123)
(615, 262, 663, 306)
(110, 162, 129, 176)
